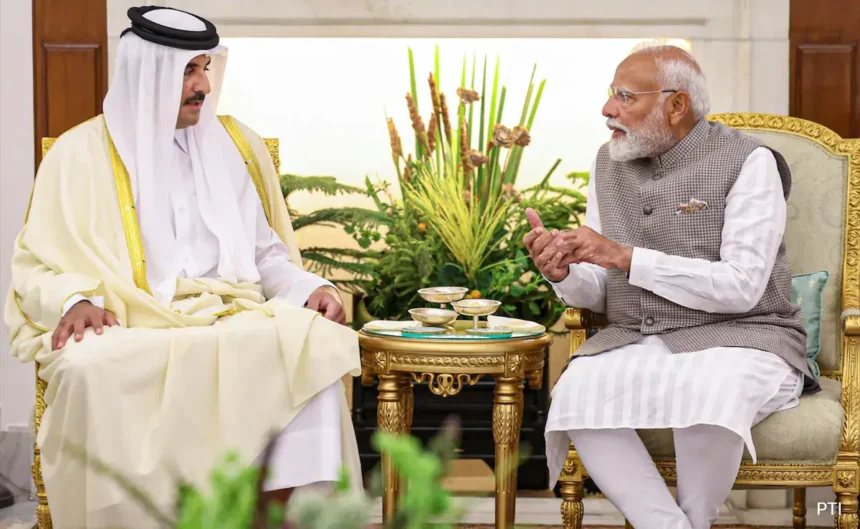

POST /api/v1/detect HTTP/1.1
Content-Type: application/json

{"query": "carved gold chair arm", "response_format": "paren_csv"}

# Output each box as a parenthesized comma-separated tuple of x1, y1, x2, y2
(563, 307, 608, 331)
(563, 308, 607, 360)
(844, 314, 860, 336)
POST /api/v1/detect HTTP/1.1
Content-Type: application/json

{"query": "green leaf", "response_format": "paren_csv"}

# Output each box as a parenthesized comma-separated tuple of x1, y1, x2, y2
(291, 207, 392, 231)
(303, 246, 381, 260)
(566, 170, 590, 185)
(519, 64, 537, 126)
(364, 175, 387, 212)
(477, 55, 488, 186)
(435, 44, 441, 94)
(526, 78, 546, 130)
(487, 56, 501, 144)
(280, 174, 365, 198)
(302, 253, 376, 277)
(468, 52, 476, 150)
(528, 302, 540, 315)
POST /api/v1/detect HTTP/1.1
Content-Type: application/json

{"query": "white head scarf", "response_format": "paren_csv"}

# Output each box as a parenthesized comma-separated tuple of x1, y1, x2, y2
(103, 9, 260, 305)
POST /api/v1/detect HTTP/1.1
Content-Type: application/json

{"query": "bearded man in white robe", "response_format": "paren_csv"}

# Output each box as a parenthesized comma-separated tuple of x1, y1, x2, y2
(526, 45, 816, 529)
(4, 6, 362, 527)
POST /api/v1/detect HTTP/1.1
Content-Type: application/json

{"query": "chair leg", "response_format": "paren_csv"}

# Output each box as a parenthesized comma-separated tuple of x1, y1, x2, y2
(33, 367, 52, 529)
(793, 488, 806, 529)
(559, 445, 584, 529)
(835, 491, 858, 529)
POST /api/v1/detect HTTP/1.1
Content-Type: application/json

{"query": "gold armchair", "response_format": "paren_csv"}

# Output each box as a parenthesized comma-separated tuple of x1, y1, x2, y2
(31, 132, 282, 529)
(556, 113, 860, 529)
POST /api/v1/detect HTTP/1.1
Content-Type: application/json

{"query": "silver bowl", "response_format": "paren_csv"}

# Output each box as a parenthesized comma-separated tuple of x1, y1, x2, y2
(450, 299, 502, 316)
(417, 286, 469, 308)
(408, 308, 459, 326)
(451, 299, 502, 330)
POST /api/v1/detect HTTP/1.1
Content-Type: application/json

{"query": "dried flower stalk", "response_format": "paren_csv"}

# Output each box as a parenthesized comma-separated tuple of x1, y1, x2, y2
(387, 117, 403, 162)
(439, 93, 452, 144)
(459, 118, 471, 173)
(402, 153, 414, 183)
(406, 93, 429, 151)
(427, 113, 438, 154)
(428, 73, 442, 116)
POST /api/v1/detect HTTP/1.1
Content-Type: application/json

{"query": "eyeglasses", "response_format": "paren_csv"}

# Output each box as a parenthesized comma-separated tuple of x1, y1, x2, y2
(607, 87, 678, 105)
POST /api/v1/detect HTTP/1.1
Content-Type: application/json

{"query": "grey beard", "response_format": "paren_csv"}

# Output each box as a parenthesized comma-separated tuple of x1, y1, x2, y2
(608, 108, 676, 162)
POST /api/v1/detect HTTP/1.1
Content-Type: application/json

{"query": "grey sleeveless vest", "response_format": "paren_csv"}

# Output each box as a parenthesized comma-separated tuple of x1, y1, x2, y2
(573, 119, 815, 390)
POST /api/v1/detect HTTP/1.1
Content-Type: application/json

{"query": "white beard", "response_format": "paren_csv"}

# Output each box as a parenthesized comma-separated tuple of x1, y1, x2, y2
(607, 104, 677, 162)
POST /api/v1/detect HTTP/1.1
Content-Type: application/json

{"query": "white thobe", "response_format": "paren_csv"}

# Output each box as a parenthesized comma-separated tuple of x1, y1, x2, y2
(63, 129, 332, 312)
(63, 130, 344, 491)
(545, 147, 805, 490)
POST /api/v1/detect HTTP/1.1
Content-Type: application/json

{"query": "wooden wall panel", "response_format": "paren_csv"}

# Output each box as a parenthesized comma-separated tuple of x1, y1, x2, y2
(790, 0, 860, 138)
(33, 0, 108, 166)
(795, 44, 857, 137)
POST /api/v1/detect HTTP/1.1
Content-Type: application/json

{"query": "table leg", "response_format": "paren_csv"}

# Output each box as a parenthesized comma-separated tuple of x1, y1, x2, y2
(377, 374, 406, 523)
(493, 377, 524, 529)
(509, 385, 523, 522)
(399, 374, 414, 434)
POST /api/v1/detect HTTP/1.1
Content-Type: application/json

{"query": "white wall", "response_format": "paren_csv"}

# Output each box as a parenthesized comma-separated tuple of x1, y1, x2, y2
(107, 0, 791, 116)
(0, 0, 36, 431)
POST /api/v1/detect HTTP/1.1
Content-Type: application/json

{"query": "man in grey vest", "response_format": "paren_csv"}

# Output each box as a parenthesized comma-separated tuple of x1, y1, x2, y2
(525, 45, 815, 529)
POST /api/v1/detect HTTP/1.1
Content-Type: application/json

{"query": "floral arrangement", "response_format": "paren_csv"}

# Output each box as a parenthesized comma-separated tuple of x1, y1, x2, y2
(289, 47, 587, 328)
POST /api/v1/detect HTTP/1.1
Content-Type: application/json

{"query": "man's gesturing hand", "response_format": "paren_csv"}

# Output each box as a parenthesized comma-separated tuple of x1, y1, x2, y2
(52, 301, 119, 351)
(306, 289, 346, 325)
(551, 226, 633, 271)
(523, 208, 571, 282)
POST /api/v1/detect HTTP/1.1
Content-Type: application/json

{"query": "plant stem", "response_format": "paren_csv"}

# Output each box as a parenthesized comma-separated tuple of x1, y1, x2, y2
(408, 48, 423, 160)
(468, 52, 476, 149)
(477, 55, 488, 199)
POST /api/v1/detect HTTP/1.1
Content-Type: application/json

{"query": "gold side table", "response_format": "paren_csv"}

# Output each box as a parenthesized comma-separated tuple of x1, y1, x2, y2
(359, 323, 550, 529)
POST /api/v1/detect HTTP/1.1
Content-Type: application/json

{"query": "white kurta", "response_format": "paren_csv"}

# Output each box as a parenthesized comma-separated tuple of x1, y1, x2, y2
(62, 130, 342, 492)
(544, 147, 804, 487)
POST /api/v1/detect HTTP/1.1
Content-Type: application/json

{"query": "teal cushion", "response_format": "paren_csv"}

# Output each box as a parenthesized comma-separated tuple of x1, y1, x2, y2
(791, 271, 829, 378)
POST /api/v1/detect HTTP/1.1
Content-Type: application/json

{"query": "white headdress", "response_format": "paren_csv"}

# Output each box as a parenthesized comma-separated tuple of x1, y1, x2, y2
(104, 7, 260, 305)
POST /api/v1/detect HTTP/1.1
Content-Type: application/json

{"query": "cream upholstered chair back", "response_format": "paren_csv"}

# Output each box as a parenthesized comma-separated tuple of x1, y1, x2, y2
(710, 113, 859, 376)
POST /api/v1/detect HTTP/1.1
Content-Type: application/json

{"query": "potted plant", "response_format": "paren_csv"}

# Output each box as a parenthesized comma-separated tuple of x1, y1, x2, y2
(286, 46, 588, 330)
